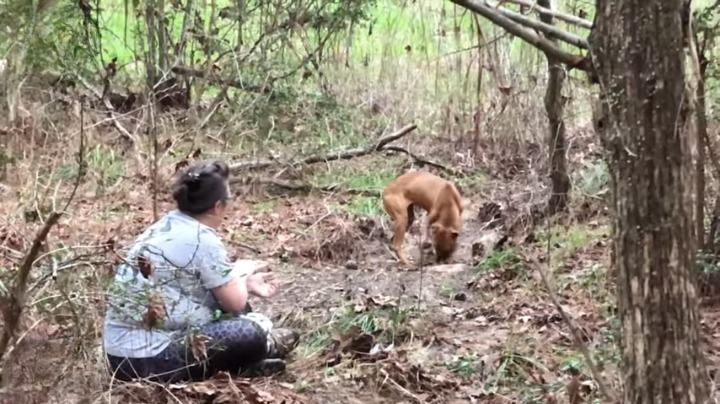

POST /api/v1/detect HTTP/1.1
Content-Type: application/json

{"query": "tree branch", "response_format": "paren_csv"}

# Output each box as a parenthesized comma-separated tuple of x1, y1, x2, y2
(499, 0, 593, 29)
(449, 0, 591, 72)
(228, 124, 418, 173)
(382, 146, 459, 175)
(485, 0, 588, 49)
(231, 177, 381, 197)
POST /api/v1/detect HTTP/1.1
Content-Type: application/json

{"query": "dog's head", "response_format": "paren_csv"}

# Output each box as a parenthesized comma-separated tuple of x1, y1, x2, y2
(431, 223, 459, 262)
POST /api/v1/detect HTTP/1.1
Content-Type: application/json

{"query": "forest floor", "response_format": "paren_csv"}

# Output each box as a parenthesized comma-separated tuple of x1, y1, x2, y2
(2, 116, 720, 404)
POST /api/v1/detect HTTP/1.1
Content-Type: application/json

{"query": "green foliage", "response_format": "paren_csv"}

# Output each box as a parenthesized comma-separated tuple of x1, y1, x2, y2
(575, 158, 610, 197)
(537, 224, 608, 264)
(476, 247, 524, 274)
(446, 353, 480, 375)
(696, 251, 720, 274)
(297, 301, 414, 358)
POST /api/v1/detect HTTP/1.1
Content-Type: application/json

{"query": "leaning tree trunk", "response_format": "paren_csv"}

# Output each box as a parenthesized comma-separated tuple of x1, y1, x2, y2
(591, 0, 708, 402)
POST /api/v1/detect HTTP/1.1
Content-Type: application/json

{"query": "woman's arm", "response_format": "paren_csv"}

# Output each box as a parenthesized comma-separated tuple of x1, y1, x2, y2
(211, 276, 250, 314)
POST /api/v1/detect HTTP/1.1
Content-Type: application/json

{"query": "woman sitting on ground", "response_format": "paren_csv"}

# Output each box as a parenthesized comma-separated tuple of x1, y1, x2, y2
(103, 160, 299, 382)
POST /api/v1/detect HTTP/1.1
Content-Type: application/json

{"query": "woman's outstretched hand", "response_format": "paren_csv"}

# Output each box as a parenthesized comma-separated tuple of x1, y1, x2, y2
(246, 272, 279, 298)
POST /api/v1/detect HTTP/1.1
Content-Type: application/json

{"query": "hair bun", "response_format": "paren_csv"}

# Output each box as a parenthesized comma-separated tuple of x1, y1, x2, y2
(209, 161, 229, 177)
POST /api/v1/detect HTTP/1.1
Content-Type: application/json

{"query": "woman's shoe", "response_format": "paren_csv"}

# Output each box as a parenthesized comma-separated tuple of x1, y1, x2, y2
(267, 328, 300, 358)
(239, 358, 286, 377)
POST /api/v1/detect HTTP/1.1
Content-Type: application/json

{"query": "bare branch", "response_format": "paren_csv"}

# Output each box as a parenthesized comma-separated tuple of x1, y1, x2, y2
(228, 124, 418, 173)
(500, 0, 593, 29)
(73, 72, 139, 145)
(449, 0, 591, 72)
(232, 177, 381, 197)
(0, 212, 62, 363)
(485, 0, 588, 49)
(382, 146, 459, 175)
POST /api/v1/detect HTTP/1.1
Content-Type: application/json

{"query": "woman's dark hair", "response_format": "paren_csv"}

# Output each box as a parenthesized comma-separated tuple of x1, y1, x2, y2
(172, 161, 231, 215)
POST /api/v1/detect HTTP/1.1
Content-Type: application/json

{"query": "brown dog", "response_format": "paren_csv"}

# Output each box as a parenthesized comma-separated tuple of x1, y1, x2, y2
(382, 171, 463, 266)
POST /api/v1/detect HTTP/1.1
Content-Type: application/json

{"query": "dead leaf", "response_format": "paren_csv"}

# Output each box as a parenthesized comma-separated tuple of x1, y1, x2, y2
(143, 294, 166, 330)
(137, 255, 153, 278)
(497, 85, 512, 96)
(190, 333, 211, 363)
(174, 159, 189, 173)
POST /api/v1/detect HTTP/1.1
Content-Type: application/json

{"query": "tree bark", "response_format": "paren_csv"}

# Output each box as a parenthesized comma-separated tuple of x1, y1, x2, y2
(537, 0, 570, 215)
(591, 0, 708, 402)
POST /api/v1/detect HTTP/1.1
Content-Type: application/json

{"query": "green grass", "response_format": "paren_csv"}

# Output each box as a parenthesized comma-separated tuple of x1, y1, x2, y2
(251, 200, 276, 214)
(296, 301, 415, 359)
(446, 353, 480, 376)
(476, 247, 524, 274)
(312, 166, 398, 217)
(536, 224, 609, 264)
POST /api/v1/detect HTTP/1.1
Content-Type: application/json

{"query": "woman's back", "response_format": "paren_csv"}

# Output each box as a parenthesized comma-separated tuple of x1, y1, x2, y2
(104, 209, 234, 358)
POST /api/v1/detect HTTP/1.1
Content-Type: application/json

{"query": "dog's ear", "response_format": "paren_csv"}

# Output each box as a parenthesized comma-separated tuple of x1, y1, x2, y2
(451, 230, 459, 240)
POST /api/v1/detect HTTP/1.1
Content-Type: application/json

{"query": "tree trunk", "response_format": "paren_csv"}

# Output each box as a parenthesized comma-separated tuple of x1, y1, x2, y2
(591, 0, 708, 402)
(696, 64, 707, 248)
(537, 0, 569, 215)
(694, 22, 710, 249)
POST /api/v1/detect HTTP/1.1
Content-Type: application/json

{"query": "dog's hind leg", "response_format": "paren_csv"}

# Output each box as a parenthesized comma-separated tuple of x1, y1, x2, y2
(383, 194, 412, 265)
(406, 204, 415, 231)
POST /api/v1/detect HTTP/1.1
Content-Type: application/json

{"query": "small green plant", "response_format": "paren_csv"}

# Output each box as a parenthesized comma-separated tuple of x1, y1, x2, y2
(575, 158, 610, 197)
(293, 381, 314, 393)
(558, 351, 584, 373)
(446, 353, 479, 375)
(537, 224, 608, 264)
(251, 200, 276, 214)
(476, 247, 524, 274)
(696, 251, 720, 274)
(344, 196, 384, 217)
(440, 285, 456, 299)
(455, 170, 489, 192)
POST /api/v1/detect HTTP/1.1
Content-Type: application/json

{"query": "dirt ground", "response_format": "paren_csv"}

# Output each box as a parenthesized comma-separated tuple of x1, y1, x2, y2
(2, 153, 720, 404)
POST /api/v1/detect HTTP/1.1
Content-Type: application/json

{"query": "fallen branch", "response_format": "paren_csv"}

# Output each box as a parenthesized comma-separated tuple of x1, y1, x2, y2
(382, 146, 459, 175)
(171, 66, 270, 95)
(229, 124, 418, 173)
(73, 73, 139, 145)
(229, 177, 381, 197)
(486, 0, 588, 49)
(500, 0, 593, 29)
(449, 0, 591, 72)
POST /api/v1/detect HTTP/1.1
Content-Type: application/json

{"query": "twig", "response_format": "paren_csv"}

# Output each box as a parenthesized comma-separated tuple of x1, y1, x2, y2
(228, 124, 418, 173)
(149, 100, 159, 221)
(417, 208, 426, 311)
(380, 369, 423, 403)
(0, 211, 61, 364)
(0, 117, 87, 365)
(72, 72, 139, 145)
(449, 0, 591, 72)
(61, 104, 86, 213)
(499, 0, 593, 29)
(485, 0, 589, 49)
(533, 222, 617, 403)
